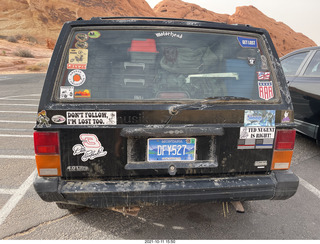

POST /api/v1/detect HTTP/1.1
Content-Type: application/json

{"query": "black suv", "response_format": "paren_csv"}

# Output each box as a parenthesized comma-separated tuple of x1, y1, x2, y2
(33, 17, 299, 209)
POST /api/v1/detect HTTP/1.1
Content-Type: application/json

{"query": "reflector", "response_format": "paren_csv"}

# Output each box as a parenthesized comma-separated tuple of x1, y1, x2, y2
(271, 150, 293, 170)
(35, 155, 61, 176)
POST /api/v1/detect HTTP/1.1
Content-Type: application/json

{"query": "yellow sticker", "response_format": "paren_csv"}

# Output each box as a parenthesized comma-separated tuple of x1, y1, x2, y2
(68, 49, 88, 65)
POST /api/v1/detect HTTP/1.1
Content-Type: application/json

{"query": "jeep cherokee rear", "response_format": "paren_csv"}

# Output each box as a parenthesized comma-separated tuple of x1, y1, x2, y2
(33, 17, 299, 209)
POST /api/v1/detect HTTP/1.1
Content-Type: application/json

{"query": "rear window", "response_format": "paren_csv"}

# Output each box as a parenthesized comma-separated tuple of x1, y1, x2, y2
(55, 27, 278, 102)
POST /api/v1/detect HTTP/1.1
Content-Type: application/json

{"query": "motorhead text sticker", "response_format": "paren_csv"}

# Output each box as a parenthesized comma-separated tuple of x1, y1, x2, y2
(72, 134, 107, 162)
(68, 69, 86, 86)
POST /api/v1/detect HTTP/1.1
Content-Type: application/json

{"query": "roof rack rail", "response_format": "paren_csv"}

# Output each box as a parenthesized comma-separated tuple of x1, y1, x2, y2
(90, 16, 214, 24)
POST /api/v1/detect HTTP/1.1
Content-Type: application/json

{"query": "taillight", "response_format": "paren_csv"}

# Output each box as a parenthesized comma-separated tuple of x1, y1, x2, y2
(34, 132, 59, 154)
(271, 129, 296, 170)
(274, 129, 296, 150)
(34, 131, 61, 176)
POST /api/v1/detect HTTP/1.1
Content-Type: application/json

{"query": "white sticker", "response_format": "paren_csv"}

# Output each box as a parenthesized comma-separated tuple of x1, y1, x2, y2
(240, 127, 275, 139)
(68, 69, 86, 86)
(66, 111, 117, 125)
(73, 134, 107, 162)
(51, 115, 66, 124)
(60, 86, 74, 99)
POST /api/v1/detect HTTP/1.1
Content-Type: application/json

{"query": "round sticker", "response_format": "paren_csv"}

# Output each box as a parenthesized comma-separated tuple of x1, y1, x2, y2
(75, 41, 88, 49)
(68, 70, 86, 86)
(88, 31, 101, 39)
(75, 33, 89, 42)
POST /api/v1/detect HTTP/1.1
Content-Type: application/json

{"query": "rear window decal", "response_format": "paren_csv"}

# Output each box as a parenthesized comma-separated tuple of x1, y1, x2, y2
(258, 81, 274, 100)
(66, 111, 117, 125)
(239, 126, 275, 140)
(75, 89, 91, 98)
(155, 31, 183, 39)
(257, 71, 270, 80)
(68, 49, 88, 70)
(75, 33, 89, 42)
(72, 133, 107, 162)
(244, 110, 275, 127)
(68, 69, 86, 86)
(37, 110, 51, 128)
(75, 41, 88, 49)
(88, 31, 101, 39)
(237, 36, 258, 48)
(60, 86, 74, 99)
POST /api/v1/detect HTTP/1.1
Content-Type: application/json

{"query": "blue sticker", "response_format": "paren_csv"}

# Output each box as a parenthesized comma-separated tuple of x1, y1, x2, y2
(237, 37, 258, 48)
(244, 110, 275, 127)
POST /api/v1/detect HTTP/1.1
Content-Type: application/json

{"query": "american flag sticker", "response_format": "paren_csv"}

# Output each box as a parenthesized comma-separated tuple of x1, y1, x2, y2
(258, 81, 274, 100)
(257, 71, 270, 80)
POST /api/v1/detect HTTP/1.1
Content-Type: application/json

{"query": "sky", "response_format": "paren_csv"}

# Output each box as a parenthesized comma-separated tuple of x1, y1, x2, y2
(146, 0, 320, 45)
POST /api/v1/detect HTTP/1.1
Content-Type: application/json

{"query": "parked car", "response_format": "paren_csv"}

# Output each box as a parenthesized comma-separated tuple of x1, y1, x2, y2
(280, 46, 320, 142)
(33, 17, 298, 210)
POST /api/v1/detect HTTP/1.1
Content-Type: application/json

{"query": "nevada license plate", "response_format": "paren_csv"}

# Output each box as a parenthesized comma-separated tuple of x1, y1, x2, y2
(147, 138, 196, 162)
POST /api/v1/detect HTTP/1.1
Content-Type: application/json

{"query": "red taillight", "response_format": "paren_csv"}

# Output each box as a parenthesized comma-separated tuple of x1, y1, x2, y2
(274, 129, 296, 150)
(34, 131, 61, 176)
(34, 132, 59, 154)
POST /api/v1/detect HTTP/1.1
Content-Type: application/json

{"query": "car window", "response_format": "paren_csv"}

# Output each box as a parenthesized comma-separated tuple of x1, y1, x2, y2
(56, 28, 278, 102)
(281, 52, 309, 76)
(304, 50, 320, 76)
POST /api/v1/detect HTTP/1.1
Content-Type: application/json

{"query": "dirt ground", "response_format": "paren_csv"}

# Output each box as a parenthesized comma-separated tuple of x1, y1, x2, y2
(0, 39, 52, 74)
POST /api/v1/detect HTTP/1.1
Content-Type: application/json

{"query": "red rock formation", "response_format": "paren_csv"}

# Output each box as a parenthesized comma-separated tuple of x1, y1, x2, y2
(0, 0, 316, 56)
(154, 0, 316, 56)
(0, 0, 155, 43)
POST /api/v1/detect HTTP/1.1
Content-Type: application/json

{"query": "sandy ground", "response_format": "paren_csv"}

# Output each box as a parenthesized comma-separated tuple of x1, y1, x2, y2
(0, 39, 52, 74)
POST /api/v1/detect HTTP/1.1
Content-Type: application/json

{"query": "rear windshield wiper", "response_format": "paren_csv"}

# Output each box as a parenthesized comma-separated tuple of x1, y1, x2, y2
(166, 96, 251, 124)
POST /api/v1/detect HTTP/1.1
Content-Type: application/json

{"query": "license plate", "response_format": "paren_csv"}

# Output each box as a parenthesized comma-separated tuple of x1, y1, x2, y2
(147, 138, 196, 162)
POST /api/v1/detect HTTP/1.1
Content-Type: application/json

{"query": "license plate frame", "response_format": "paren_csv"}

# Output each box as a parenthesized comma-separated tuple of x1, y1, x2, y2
(147, 138, 196, 162)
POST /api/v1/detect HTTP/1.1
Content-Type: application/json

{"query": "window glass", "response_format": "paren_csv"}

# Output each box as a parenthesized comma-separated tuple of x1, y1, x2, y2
(304, 51, 320, 76)
(281, 52, 308, 76)
(57, 28, 277, 102)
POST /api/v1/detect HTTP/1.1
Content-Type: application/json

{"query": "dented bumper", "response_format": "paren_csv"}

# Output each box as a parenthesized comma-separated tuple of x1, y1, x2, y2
(33, 170, 299, 208)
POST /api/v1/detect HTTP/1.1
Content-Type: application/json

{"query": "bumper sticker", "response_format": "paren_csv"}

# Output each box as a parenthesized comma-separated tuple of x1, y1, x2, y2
(238, 138, 274, 149)
(244, 110, 275, 127)
(73, 133, 107, 162)
(239, 126, 275, 140)
(66, 111, 117, 125)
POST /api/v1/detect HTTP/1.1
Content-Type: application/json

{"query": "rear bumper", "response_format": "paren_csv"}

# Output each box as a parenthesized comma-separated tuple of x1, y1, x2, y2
(33, 170, 299, 208)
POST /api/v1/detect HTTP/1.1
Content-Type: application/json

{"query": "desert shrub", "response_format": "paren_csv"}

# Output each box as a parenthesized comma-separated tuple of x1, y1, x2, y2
(7, 36, 18, 43)
(14, 49, 35, 58)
